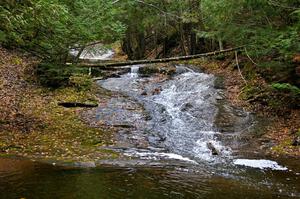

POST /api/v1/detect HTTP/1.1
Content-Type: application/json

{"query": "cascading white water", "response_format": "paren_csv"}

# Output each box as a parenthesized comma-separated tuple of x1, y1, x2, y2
(100, 66, 231, 163)
(130, 65, 140, 78)
(79, 48, 114, 60)
(147, 71, 232, 162)
(98, 65, 288, 170)
(70, 44, 114, 61)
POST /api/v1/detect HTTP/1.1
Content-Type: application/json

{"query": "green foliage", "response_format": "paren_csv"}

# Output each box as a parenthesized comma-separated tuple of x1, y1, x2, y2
(36, 62, 88, 88)
(68, 74, 92, 91)
(36, 63, 73, 88)
(269, 83, 300, 109)
(272, 83, 300, 95)
(200, 0, 300, 60)
(241, 81, 300, 111)
(0, 0, 125, 61)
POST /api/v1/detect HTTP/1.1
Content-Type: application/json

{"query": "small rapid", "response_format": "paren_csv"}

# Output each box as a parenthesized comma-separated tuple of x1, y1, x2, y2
(70, 43, 114, 61)
(143, 70, 231, 162)
(98, 64, 291, 172)
(99, 65, 242, 165)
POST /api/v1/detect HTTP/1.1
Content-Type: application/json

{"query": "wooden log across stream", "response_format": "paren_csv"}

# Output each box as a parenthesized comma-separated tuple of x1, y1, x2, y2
(77, 46, 244, 68)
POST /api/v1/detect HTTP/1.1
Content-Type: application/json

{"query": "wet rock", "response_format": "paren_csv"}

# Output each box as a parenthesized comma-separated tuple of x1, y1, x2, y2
(216, 95, 224, 100)
(113, 124, 134, 128)
(74, 161, 96, 168)
(214, 103, 252, 133)
(138, 65, 160, 77)
(152, 87, 162, 95)
(102, 68, 131, 79)
(175, 66, 189, 74)
(206, 142, 219, 155)
(138, 64, 176, 77)
(159, 106, 166, 113)
(181, 103, 193, 111)
(162, 66, 176, 76)
(111, 74, 121, 78)
(144, 113, 152, 121)
(141, 91, 147, 96)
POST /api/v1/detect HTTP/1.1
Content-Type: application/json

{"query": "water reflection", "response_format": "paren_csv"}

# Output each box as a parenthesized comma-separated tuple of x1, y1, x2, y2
(0, 158, 299, 199)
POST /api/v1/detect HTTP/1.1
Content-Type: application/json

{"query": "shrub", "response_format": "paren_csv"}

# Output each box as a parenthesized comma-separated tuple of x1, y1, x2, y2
(68, 74, 92, 91)
(36, 62, 88, 87)
(272, 83, 300, 95)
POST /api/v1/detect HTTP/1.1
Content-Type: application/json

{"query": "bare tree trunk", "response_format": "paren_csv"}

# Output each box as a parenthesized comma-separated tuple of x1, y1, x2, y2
(73, 47, 85, 64)
(190, 30, 197, 55)
(137, 31, 146, 59)
(218, 38, 224, 51)
(155, 30, 158, 57)
(179, 23, 188, 56)
(122, 31, 134, 60)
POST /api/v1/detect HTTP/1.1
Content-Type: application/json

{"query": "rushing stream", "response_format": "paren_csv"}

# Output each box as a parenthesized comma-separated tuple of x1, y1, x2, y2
(99, 65, 232, 163)
(0, 62, 299, 198)
(97, 65, 286, 168)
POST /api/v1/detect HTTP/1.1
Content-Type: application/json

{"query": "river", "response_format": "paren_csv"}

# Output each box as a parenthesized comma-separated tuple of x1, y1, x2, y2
(0, 49, 299, 198)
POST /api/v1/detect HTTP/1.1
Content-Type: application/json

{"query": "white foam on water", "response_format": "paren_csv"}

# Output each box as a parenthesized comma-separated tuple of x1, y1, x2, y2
(130, 65, 140, 78)
(81, 49, 114, 60)
(193, 134, 232, 162)
(70, 45, 114, 60)
(126, 151, 198, 164)
(233, 159, 288, 171)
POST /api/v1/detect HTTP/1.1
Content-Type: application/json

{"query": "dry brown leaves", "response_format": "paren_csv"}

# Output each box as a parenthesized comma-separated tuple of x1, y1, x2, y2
(0, 47, 117, 162)
(0, 47, 41, 133)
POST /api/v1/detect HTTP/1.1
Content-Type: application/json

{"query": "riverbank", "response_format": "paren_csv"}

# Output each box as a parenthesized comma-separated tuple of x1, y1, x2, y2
(0, 47, 118, 164)
(188, 57, 300, 157)
(0, 46, 299, 165)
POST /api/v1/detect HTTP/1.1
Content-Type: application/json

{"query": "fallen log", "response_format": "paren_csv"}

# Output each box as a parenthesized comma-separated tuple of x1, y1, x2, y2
(58, 102, 98, 108)
(78, 46, 244, 68)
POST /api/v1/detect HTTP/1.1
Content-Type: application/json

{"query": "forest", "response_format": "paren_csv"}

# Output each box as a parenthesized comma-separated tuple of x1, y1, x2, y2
(0, 0, 300, 198)
(1, 0, 299, 98)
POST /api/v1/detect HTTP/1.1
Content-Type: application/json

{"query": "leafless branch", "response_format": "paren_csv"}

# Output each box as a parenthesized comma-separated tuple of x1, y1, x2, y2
(235, 51, 247, 85)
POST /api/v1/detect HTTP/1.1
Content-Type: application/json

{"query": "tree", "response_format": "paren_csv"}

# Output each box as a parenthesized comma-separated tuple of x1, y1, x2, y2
(0, 0, 125, 62)
(199, 0, 300, 59)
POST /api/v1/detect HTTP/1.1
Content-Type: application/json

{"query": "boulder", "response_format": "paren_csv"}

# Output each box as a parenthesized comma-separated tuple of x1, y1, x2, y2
(138, 64, 176, 77)
(207, 142, 219, 155)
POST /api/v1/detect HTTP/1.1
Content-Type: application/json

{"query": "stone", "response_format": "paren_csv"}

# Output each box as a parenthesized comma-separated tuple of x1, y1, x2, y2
(180, 103, 193, 111)
(74, 161, 96, 168)
(152, 87, 162, 95)
(141, 91, 147, 95)
(207, 142, 219, 155)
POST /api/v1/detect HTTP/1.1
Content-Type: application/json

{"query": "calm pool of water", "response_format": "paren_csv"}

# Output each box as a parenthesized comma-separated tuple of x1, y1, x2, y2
(0, 157, 299, 199)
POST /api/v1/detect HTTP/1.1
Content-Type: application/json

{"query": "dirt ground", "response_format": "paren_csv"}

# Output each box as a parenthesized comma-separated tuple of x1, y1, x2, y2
(0, 47, 117, 163)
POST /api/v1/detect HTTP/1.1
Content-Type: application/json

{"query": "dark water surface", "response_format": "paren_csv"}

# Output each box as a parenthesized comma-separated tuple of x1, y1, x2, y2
(0, 157, 299, 199)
